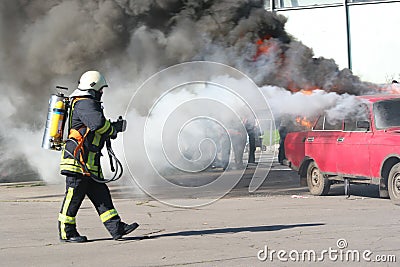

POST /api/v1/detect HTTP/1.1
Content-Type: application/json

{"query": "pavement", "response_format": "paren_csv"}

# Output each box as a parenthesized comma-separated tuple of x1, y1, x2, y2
(1, 155, 400, 266)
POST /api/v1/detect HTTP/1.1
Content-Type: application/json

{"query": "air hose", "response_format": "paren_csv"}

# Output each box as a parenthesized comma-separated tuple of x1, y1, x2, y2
(64, 138, 123, 183)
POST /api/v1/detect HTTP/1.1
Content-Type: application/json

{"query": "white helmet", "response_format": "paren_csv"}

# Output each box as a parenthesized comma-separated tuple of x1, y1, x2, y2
(77, 70, 108, 91)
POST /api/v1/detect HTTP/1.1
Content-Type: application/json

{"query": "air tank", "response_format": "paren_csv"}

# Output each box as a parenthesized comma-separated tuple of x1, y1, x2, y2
(41, 94, 68, 150)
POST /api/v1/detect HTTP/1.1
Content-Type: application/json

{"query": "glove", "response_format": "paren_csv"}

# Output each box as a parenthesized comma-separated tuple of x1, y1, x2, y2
(112, 116, 127, 133)
(110, 130, 118, 139)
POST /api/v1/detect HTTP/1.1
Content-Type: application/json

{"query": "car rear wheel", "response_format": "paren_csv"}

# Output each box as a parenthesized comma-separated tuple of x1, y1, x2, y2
(388, 163, 400, 205)
(307, 162, 331, 196)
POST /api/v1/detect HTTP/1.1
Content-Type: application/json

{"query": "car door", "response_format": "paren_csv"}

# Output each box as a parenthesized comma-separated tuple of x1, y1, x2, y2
(305, 115, 342, 174)
(284, 131, 307, 168)
(336, 109, 372, 177)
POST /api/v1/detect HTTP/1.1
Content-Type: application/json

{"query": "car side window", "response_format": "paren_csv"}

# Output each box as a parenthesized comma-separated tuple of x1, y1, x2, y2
(324, 117, 342, 131)
(344, 119, 357, 131)
(313, 115, 342, 131)
(343, 104, 370, 132)
(344, 119, 369, 131)
(313, 116, 324, 130)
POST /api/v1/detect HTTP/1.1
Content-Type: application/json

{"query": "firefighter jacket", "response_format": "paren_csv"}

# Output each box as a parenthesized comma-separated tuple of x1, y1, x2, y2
(60, 96, 115, 178)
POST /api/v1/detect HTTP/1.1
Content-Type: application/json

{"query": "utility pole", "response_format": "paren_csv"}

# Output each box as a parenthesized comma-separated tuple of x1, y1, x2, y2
(270, 0, 275, 12)
(344, 0, 353, 70)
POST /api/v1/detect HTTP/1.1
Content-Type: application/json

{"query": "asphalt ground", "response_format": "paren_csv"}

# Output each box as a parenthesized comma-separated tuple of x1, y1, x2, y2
(1, 152, 399, 266)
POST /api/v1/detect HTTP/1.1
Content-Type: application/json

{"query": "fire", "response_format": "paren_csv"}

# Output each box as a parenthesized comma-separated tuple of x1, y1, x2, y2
(254, 38, 271, 59)
(286, 82, 320, 94)
(296, 116, 313, 129)
(253, 36, 281, 61)
(300, 90, 314, 95)
(253, 36, 323, 97)
(251, 36, 330, 95)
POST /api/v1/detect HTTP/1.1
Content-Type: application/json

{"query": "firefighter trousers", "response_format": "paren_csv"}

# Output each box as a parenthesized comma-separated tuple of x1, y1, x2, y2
(248, 131, 256, 163)
(58, 174, 123, 239)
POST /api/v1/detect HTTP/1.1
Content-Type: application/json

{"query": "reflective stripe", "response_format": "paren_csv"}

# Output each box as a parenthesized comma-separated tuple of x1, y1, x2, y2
(60, 157, 79, 166)
(60, 145, 68, 163)
(60, 163, 103, 178)
(60, 164, 84, 174)
(97, 169, 104, 179)
(60, 222, 67, 240)
(93, 133, 101, 146)
(60, 187, 74, 239)
(61, 145, 66, 157)
(62, 187, 74, 214)
(60, 144, 85, 174)
(96, 120, 111, 135)
(58, 213, 76, 224)
(60, 158, 99, 172)
(100, 209, 118, 222)
(88, 151, 96, 168)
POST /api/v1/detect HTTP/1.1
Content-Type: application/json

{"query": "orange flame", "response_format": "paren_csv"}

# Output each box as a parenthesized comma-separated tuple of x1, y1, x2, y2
(299, 89, 315, 95)
(255, 39, 270, 57)
(286, 82, 320, 94)
(253, 36, 283, 61)
(296, 116, 313, 129)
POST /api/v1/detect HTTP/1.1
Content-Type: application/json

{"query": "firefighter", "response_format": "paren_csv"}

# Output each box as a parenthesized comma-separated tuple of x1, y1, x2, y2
(215, 122, 247, 170)
(58, 70, 138, 243)
(278, 121, 287, 164)
(244, 118, 257, 164)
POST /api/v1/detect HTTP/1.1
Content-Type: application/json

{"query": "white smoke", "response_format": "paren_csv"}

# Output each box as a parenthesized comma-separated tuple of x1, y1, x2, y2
(120, 72, 259, 191)
(261, 86, 369, 125)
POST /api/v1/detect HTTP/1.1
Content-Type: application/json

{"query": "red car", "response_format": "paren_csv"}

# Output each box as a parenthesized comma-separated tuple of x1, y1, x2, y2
(284, 95, 400, 205)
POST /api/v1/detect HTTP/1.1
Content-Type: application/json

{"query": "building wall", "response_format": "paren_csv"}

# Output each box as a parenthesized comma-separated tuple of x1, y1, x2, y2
(268, 1, 400, 83)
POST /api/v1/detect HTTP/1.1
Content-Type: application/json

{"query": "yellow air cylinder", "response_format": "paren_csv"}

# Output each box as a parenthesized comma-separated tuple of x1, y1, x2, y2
(42, 94, 68, 150)
(49, 100, 65, 138)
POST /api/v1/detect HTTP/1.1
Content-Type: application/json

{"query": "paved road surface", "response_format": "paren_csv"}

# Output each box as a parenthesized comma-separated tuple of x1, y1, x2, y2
(1, 154, 399, 266)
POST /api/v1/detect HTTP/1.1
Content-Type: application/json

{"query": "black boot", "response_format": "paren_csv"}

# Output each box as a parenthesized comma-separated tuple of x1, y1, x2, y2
(59, 222, 88, 243)
(60, 235, 88, 243)
(113, 222, 139, 240)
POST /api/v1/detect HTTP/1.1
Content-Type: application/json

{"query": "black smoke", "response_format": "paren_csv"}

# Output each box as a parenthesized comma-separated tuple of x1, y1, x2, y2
(0, 0, 376, 123)
(0, 0, 377, 182)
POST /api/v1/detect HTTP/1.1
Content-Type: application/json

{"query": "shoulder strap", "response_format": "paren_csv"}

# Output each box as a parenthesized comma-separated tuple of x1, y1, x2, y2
(68, 97, 89, 130)
(65, 97, 92, 176)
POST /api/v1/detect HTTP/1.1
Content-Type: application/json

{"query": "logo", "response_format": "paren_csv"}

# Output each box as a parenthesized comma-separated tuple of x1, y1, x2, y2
(123, 61, 275, 207)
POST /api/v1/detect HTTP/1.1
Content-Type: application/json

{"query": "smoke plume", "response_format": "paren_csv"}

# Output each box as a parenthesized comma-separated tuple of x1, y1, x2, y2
(0, 0, 381, 183)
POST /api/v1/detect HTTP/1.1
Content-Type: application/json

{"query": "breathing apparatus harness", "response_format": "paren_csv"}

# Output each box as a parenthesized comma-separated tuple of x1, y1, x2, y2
(41, 87, 124, 184)
(64, 96, 124, 184)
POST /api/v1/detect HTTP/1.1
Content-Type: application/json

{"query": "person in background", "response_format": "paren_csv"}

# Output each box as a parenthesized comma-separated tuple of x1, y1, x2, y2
(244, 117, 260, 165)
(212, 121, 247, 170)
(278, 119, 289, 165)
